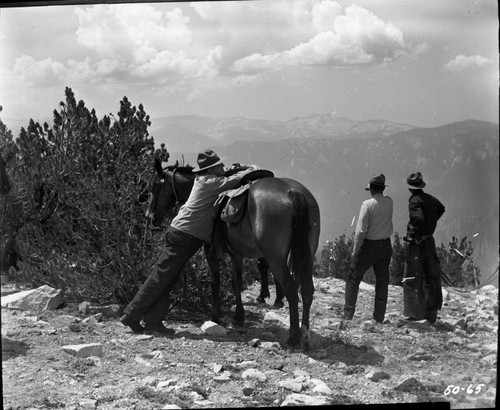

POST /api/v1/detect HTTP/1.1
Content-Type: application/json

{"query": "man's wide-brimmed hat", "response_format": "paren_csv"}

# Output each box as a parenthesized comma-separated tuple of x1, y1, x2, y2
(365, 173, 388, 190)
(192, 149, 224, 172)
(405, 172, 426, 189)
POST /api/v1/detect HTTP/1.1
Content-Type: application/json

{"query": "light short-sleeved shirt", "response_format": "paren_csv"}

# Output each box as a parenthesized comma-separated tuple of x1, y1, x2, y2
(352, 193, 393, 255)
(171, 169, 254, 243)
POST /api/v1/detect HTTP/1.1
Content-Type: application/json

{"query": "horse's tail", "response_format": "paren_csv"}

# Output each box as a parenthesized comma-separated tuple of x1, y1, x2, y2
(288, 189, 312, 284)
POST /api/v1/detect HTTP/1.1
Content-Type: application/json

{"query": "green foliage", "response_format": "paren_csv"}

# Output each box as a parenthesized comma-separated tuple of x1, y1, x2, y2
(437, 236, 479, 288)
(315, 232, 478, 289)
(170, 250, 262, 313)
(1, 91, 262, 313)
(389, 232, 406, 285)
(3, 88, 157, 303)
(315, 233, 354, 280)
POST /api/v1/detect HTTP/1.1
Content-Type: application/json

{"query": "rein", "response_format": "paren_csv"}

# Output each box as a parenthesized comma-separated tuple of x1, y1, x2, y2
(170, 167, 182, 214)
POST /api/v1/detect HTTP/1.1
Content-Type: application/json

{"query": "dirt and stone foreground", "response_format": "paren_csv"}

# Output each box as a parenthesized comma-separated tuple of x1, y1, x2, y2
(1, 276, 498, 409)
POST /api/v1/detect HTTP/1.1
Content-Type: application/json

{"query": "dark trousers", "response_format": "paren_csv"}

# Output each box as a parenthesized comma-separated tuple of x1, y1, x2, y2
(124, 227, 204, 324)
(344, 238, 392, 322)
(403, 237, 442, 322)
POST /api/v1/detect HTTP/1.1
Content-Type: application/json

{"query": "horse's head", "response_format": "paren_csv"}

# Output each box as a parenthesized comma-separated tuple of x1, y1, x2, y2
(145, 159, 195, 227)
(145, 173, 177, 227)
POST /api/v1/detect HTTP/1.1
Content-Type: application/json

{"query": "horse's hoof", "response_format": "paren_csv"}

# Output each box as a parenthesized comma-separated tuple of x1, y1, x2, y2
(302, 341, 310, 353)
(256, 296, 266, 304)
(286, 337, 301, 350)
(273, 300, 285, 308)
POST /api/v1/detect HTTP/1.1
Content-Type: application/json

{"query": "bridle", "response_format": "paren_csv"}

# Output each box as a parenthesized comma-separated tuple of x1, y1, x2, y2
(170, 167, 182, 214)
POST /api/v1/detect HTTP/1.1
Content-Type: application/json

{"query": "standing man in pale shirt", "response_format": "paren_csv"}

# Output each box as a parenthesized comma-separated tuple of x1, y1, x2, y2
(343, 173, 394, 323)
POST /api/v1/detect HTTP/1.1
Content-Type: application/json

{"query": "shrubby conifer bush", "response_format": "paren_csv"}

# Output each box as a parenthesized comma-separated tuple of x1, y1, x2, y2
(1, 88, 157, 303)
(315, 231, 479, 288)
(0, 89, 267, 313)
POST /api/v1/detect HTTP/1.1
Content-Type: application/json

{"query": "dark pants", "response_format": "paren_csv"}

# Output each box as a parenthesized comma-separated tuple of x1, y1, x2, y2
(124, 227, 204, 324)
(344, 238, 392, 323)
(403, 237, 442, 322)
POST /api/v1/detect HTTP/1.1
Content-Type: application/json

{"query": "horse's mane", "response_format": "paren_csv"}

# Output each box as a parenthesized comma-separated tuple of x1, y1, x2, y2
(165, 164, 194, 174)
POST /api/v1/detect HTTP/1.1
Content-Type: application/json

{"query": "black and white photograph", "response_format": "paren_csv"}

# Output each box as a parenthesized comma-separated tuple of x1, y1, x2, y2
(1, 1, 498, 408)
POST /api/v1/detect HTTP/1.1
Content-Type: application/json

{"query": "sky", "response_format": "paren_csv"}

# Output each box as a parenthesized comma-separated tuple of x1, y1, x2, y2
(0, 0, 498, 130)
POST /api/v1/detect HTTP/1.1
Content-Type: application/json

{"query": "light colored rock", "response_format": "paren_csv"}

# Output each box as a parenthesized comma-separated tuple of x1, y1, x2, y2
(162, 405, 182, 410)
(233, 360, 258, 369)
(293, 369, 310, 379)
(142, 376, 157, 386)
(1, 285, 63, 311)
(394, 377, 424, 392)
(214, 373, 232, 383)
(79, 301, 93, 314)
(364, 369, 390, 382)
(135, 334, 154, 341)
(62, 343, 103, 358)
(201, 321, 227, 336)
(157, 380, 178, 388)
(98, 304, 121, 318)
(278, 379, 303, 393)
(482, 343, 497, 353)
(480, 285, 497, 294)
(442, 287, 449, 301)
(407, 352, 434, 361)
(78, 398, 97, 409)
(263, 311, 289, 327)
(479, 354, 497, 365)
(260, 341, 281, 351)
(358, 281, 375, 291)
(242, 368, 268, 382)
(248, 338, 261, 347)
(308, 379, 333, 394)
(280, 393, 330, 406)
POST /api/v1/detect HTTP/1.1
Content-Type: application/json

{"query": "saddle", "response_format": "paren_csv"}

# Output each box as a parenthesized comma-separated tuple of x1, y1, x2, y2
(212, 169, 274, 224)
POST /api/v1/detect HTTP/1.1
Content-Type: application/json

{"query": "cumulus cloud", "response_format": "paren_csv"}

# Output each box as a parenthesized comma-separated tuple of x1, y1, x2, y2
(74, 3, 200, 81)
(444, 55, 493, 71)
(232, 4, 407, 73)
(8, 1, 412, 97)
(13, 55, 68, 85)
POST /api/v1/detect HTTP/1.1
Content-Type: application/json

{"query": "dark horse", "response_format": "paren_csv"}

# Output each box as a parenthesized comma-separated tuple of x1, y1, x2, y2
(147, 161, 320, 350)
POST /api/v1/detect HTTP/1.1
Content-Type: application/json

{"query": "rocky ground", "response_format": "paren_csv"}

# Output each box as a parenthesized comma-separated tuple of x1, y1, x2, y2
(1, 276, 498, 409)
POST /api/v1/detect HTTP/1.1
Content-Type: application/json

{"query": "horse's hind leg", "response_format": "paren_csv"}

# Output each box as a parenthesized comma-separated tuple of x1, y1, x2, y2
(231, 256, 245, 324)
(300, 260, 315, 352)
(268, 259, 301, 348)
(256, 258, 270, 303)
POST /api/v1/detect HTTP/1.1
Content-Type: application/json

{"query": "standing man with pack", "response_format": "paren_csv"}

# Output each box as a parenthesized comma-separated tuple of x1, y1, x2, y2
(343, 173, 394, 324)
(403, 172, 445, 324)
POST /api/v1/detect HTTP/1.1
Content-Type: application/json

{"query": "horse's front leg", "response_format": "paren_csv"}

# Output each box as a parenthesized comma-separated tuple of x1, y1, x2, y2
(274, 279, 285, 308)
(257, 258, 285, 308)
(256, 258, 270, 303)
(231, 256, 245, 324)
(205, 243, 222, 324)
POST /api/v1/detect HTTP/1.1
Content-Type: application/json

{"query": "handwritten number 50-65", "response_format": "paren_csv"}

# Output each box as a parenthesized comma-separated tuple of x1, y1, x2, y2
(444, 384, 485, 396)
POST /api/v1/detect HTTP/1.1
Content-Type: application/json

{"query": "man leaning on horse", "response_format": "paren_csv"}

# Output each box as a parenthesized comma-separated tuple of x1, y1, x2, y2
(121, 150, 257, 334)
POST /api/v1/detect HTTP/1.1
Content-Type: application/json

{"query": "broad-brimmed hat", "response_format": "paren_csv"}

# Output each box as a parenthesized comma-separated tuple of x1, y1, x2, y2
(405, 172, 426, 189)
(192, 150, 224, 173)
(365, 173, 388, 190)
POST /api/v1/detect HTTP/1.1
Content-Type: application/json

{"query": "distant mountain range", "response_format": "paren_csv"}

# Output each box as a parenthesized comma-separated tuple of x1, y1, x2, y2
(149, 114, 416, 153)
(154, 115, 499, 285)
